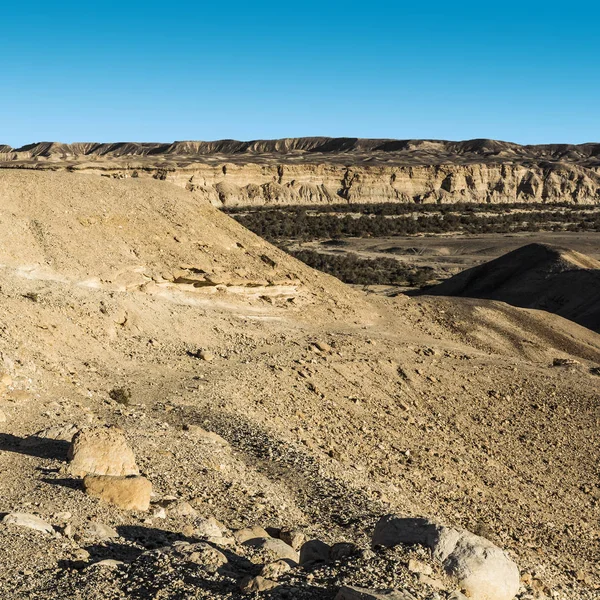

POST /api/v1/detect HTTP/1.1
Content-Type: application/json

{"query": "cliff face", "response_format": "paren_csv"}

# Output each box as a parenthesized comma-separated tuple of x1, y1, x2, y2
(1, 137, 600, 206)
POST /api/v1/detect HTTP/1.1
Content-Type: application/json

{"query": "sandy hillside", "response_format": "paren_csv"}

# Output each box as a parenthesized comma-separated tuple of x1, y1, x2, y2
(0, 171, 598, 599)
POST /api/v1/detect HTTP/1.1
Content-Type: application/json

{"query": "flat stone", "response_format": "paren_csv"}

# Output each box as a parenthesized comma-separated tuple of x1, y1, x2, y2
(84, 521, 119, 540)
(335, 586, 417, 600)
(2, 512, 54, 534)
(83, 475, 151, 511)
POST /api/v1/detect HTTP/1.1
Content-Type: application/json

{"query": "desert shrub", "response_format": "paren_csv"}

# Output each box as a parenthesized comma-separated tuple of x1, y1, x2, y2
(288, 249, 435, 287)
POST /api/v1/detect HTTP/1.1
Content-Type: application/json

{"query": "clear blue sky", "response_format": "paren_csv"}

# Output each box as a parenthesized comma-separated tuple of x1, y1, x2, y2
(1, 0, 599, 146)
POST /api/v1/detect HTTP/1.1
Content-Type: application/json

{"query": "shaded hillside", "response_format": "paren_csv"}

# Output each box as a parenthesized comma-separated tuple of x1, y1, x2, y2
(425, 243, 600, 332)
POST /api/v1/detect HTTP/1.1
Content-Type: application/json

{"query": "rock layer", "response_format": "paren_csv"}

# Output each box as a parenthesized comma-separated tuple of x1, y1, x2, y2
(1, 137, 599, 206)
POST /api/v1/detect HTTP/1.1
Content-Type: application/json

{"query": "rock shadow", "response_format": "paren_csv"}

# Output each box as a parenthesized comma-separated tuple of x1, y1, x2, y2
(0, 433, 70, 460)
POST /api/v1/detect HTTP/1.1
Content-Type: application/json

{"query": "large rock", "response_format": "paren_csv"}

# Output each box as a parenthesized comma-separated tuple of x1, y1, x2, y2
(279, 529, 306, 550)
(68, 425, 139, 477)
(242, 537, 299, 563)
(83, 475, 151, 511)
(233, 525, 270, 544)
(2, 512, 54, 534)
(335, 586, 417, 600)
(372, 515, 519, 600)
(299, 539, 331, 565)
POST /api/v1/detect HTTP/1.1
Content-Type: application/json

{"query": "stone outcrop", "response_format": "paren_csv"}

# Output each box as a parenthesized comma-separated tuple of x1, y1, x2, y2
(1, 137, 599, 206)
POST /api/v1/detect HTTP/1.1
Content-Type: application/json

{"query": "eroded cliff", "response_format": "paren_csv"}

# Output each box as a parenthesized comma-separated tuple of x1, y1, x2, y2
(1, 137, 599, 205)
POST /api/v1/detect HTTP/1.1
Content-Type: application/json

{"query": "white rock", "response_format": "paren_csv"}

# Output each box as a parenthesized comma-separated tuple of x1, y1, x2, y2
(372, 515, 519, 600)
(87, 559, 125, 568)
(2, 512, 54, 534)
(194, 516, 228, 539)
(84, 521, 119, 540)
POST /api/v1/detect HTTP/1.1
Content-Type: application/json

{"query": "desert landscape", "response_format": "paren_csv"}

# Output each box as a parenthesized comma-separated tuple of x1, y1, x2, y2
(0, 159, 598, 599)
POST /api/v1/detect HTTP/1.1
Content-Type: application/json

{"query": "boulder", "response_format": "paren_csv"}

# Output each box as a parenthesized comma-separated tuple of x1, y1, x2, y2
(233, 525, 270, 544)
(280, 529, 306, 550)
(299, 539, 331, 565)
(372, 515, 519, 600)
(260, 559, 292, 579)
(83, 475, 151, 511)
(68, 425, 139, 477)
(243, 537, 299, 563)
(2, 512, 54, 534)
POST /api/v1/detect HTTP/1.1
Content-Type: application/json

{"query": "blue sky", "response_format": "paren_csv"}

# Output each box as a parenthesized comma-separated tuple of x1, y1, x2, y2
(1, 1, 599, 146)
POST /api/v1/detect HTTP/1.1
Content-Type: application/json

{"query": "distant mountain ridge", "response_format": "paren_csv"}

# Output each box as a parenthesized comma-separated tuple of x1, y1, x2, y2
(1, 137, 600, 165)
(1, 138, 600, 206)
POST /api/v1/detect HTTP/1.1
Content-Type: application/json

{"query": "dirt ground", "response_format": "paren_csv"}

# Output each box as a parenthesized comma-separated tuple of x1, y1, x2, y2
(0, 171, 598, 599)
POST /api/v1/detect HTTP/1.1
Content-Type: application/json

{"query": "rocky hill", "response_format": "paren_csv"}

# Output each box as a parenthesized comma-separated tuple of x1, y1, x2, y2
(0, 172, 599, 598)
(425, 243, 600, 332)
(1, 137, 600, 206)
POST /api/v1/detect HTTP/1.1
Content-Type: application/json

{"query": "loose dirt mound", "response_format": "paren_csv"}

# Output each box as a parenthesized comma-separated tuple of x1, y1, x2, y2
(426, 242, 600, 332)
(0, 173, 598, 598)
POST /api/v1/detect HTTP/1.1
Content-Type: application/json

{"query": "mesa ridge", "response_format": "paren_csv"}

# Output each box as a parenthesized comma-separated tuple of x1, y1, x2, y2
(2, 137, 600, 206)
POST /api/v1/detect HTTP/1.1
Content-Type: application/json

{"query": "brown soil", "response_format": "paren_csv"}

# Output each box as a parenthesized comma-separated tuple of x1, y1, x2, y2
(0, 171, 598, 598)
